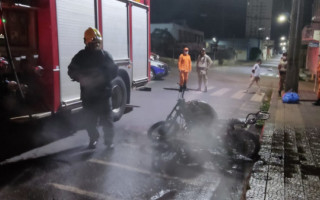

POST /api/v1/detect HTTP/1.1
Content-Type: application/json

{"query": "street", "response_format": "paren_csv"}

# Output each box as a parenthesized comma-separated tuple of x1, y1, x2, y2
(0, 58, 279, 200)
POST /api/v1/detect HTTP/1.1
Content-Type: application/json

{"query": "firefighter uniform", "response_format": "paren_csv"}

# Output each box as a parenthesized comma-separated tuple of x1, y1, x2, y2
(278, 56, 287, 97)
(68, 27, 118, 149)
(178, 48, 192, 91)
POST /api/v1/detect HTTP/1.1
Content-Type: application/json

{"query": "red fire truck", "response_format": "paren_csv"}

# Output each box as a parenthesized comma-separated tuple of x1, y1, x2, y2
(0, 0, 150, 121)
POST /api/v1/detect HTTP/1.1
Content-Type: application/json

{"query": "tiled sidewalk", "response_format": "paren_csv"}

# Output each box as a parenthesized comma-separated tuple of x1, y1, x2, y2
(245, 83, 320, 200)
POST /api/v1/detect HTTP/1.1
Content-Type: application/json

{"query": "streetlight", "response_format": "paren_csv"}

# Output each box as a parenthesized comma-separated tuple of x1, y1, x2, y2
(257, 27, 265, 49)
(280, 42, 287, 46)
(280, 36, 286, 41)
(266, 37, 270, 40)
(211, 37, 217, 60)
(277, 13, 290, 24)
(278, 15, 287, 23)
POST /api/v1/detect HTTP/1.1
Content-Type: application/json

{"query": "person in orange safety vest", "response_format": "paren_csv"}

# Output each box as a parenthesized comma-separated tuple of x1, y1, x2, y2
(313, 59, 320, 106)
(178, 47, 192, 92)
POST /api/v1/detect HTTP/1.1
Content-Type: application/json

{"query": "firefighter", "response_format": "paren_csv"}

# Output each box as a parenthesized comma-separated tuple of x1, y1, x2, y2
(0, 57, 18, 120)
(278, 52, 287, 97)
(313, 58, 320, 106)
(196, 48, 213, 92)
(178, 47, 192, 92)
(68, 27, 118, 149)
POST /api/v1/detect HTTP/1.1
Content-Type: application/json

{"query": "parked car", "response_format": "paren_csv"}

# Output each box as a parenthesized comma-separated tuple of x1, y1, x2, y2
(150, 53, 169, 80)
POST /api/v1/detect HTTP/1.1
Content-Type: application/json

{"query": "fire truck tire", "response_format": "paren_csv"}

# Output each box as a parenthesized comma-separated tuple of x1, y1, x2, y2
(111, 77, 127, 121)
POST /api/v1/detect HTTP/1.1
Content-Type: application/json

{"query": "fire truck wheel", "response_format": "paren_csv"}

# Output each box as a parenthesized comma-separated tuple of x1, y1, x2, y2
(111, 77, 127, 121)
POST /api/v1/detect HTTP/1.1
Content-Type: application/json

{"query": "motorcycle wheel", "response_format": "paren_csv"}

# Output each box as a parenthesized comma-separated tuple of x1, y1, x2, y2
(185, 100, 218, 126)
(147, 121, 179, 141)
(225, 130, 260, 159)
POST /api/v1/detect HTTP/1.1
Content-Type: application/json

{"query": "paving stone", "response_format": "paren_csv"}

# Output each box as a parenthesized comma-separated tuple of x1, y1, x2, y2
(261, 136, 273, 146)
(244, 89, 320, 199)
(269, 165, 283, 173)
(304, 128, 320, 167)
(303, 175, 320, 200)
(284, 162, 305, 200)
(265, 189, 284, 200)
(250, 174, 268, 184)
(265, 172, 284, 200)
(269, 156, 284, 166)
(296, 129, 316, 167)
(246, 190, 265, 200)
(245, 125, 320, 200)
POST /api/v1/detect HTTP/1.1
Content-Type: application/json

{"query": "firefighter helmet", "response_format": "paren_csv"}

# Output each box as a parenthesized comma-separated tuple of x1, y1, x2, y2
(84, 27, 102, 45)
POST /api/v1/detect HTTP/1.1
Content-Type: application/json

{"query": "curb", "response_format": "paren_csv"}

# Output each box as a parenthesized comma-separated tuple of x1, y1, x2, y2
(241, 89, 274, 200)
(241, 122, 269, 200)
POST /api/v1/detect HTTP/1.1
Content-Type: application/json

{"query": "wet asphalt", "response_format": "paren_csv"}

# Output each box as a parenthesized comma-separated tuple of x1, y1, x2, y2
(0, 63, 278, 200)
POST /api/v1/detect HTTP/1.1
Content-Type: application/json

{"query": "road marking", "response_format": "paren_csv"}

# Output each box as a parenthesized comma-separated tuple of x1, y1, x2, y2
(239, 102, 249, 111)
(232, 90, 246, 100)
(210, 88, 230, 96)
(88, 159, 217, 190)
(261, 72, 276, 77)
(262, 63, 278, 67)
(48, 183, 114, 200)
(250, 93, 265, 102)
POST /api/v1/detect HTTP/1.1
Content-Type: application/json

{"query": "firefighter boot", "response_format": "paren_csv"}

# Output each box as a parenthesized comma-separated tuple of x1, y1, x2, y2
(182, 83, 187, 91)
(87, 127, 99, 149)
(103, 124, 115, 150)
(88, 140, 98, 149)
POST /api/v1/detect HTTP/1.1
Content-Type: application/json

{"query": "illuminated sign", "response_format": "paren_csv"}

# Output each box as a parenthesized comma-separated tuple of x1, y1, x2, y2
(308, 42, 319, 48)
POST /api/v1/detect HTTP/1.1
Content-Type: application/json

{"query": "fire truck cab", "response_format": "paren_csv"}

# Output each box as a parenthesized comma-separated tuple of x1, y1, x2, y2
(0, 0, 150, 121)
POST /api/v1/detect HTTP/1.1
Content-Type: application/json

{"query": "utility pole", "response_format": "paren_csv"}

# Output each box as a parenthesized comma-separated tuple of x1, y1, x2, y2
(285, 0, 304, 93)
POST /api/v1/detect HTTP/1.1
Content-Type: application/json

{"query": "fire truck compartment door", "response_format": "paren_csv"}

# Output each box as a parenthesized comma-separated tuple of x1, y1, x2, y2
(102, 0, 129, 61)
(132, 5, 148, 82)
(56, 0, 95, 103)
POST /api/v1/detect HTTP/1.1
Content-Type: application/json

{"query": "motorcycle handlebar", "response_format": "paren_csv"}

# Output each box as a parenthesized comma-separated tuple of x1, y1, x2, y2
(245, 111, 270, 125)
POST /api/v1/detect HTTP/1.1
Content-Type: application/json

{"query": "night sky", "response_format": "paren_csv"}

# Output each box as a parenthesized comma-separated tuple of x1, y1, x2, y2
(271, 0, 313, 43)
(151, 0, 314, 42)
(151, 0, 247, 39)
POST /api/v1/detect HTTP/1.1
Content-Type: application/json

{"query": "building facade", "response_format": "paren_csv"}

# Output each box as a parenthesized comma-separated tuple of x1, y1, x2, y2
(246, 0, 273, 39)
(151, 23, 204, 44)
(301, 0, 320, 75)
(151, 23, 204, 59)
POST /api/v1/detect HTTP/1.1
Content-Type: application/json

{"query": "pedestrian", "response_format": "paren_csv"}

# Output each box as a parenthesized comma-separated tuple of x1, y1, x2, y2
(196, 48, 213, 92)
(278, 52, 287, 97)
(245, 59, 261, 94)
(313, 58, 320, 106)
(68, 27, 118, 149)
(178, 47, 192, 92)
